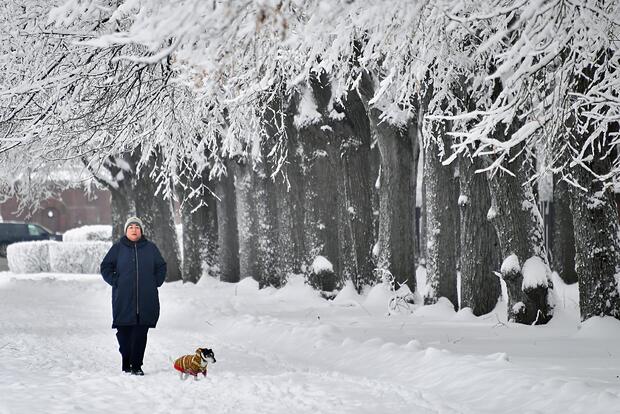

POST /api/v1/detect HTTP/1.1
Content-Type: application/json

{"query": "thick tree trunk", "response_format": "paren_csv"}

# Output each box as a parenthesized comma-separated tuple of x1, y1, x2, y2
(568, 163, 620, 320)
(358, 73, 417, 293)
(235, 162, 260, 282)
(110, 185, 134, 242)
(459, 155, 501, 315)
(177, 168, 218, 284)
(215, 161, 240, 283)
(551, 177, 577, 284)
(238, 160, 281, 287)
(302, 131, 341, 291)
(487, 155, 552, 324)
(253, 160, 284, 288)
(132, 149, 182, 283)
(88, 156, 135, 242)
(419, 169, 427, 267)
(296, 78, 375, 293)
(563, 50, 620, 321)
(257, 96, 298, 288)
(332, 89, 375, 291)
(422, 121, 458, 309)
(282, 128, 306, 275)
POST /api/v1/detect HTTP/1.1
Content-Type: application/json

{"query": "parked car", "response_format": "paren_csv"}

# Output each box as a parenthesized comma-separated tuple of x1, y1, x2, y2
(0, 222, 62, 257)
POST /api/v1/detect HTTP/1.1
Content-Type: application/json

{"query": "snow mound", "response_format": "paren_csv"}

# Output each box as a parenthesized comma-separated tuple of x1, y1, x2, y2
(363, 282, 393, 310)
(235, 276, 260, 293)
(63, 225, 112, 242)
(415, 297, 456, 318)
(274, 274, 323, 303)
(333, 281, 361, 306)
(453, 307, 477, 321)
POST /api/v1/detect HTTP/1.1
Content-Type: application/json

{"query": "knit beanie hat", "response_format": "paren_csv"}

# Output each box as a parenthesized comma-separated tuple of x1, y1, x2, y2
(124, 216, 144, 233)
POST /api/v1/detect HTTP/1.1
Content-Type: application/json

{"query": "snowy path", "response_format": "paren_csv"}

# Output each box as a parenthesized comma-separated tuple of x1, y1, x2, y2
(0, 272, 619, 414)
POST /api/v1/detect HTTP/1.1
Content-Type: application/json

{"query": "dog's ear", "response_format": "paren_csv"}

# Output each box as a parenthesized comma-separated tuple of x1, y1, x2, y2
(195, 348, 202, 355)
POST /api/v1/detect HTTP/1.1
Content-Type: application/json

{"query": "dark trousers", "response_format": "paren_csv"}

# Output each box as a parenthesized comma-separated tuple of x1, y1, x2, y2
(116, 325, 149, 369)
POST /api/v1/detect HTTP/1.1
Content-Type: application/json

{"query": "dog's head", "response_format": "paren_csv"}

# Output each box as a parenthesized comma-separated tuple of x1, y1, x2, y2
(196, 348, 216, 367)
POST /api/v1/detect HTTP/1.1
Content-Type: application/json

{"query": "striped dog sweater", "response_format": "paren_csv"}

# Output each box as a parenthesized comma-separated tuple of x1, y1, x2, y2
(174, 350, 208, 377)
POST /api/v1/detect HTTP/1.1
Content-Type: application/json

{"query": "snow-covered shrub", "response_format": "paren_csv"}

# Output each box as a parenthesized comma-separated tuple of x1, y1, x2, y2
(7, 241, 53, 273)
(306, 255, 337, 295)
(62, 225, 112, 242)
(49, 241, 111, 274)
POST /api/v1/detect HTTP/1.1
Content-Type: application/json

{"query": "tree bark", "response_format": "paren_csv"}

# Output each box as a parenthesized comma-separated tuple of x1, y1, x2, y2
(301, 128, 341, 290)
(215, 161, 240, 283)
(178, 168, 218, 284)
(235, 162, 260, 283)
(487, 153, 552, 324)
(109, 176, 134, 242)
(132, 148, 182, 283)
(338, 90, 375, 291)
(358, 72, 417, 293)
(459, 155, 501, 315)
(551, 177, 577, 284)
(85, 156, 135, 241)
(565, 52, 620, 320)
(423, 120, 458, 309)
(568, 163, 620, 320)
(296, 77, 376, 293)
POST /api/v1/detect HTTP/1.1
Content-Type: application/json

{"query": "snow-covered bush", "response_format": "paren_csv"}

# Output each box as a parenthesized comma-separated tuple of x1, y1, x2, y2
(48, 241, 111, 274)
(62, 225, 112, 242)
(7, 240, 112, 274)
(7, 241, 53, 273)
(306, 255, 337, 295)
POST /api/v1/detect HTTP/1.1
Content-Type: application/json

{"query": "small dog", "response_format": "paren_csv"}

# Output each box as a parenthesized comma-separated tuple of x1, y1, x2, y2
(173, 348, 216, 380)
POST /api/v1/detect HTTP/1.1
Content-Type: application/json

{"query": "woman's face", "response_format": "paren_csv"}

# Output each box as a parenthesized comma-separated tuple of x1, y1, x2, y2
(126, 224, 142, 242)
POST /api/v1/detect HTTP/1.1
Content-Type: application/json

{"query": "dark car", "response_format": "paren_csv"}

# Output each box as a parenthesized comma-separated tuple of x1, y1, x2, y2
(0, 222, 62, 257)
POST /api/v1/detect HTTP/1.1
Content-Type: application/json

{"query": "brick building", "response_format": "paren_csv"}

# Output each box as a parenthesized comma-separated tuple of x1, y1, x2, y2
(0, 188, 111, 234)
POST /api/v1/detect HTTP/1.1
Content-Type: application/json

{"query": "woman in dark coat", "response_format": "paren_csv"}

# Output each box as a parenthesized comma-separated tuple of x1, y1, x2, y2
(100, 216, 167, 375)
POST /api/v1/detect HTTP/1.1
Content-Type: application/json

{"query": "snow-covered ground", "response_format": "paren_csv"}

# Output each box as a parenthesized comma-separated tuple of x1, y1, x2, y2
(0, 269, 619, 414)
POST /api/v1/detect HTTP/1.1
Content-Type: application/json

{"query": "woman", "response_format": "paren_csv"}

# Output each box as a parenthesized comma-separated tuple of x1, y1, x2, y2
(100, 216, 167, 375)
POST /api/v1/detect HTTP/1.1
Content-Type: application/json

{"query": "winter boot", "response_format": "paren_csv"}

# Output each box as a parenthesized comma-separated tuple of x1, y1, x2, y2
(122, 357, 131, 373)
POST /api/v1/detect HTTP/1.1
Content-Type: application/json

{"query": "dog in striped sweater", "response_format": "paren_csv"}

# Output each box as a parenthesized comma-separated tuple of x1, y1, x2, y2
(173, 348, 216, 380)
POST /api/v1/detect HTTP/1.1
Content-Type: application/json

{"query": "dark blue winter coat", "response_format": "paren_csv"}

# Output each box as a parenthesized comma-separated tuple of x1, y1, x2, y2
(100, 236, 167, 328)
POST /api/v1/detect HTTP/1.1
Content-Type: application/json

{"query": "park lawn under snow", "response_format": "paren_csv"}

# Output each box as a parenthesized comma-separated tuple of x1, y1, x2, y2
(0, 269, 619, 414)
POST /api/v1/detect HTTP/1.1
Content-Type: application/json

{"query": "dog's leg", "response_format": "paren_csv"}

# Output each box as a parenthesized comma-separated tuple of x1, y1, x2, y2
(193, 374, 198, 381)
